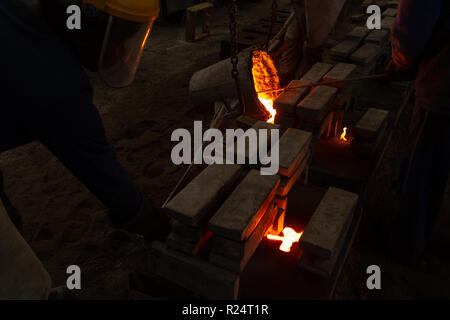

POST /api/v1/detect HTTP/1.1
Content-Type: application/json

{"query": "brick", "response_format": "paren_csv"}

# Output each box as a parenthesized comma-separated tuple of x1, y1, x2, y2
(167, 226, 213, 255)
(298, 111, 334, 140)
(165, 164, 244, 226)
(387, 0, 399, 8)
(296, 86, 338, 123)
(301, 62, 334, 83)
(365, 29, 389, 45)
(167, 232, 198, 255)
(324, 38, 339, 49)
(383, 8, 397, 17)
(350, 14, 366, 23)
(298, 211, 352, 277)
(274, 80, 311, 115)
(331, 86, 354, 110)
(353, 108, 389, 141)
(185, 2, 213, 42)
(381, 16, 395, 30)
(236, 115, 258, 129)
(148, 241, 240, 299)
(299, 187, 359, 258)
(330, 40, 360, 60)
(350, 43, 380, 65)
(268, 207, 286, 235)
(354, 59, 377, 76)
(350, 137, 382, 156)
(319, 111, 334, 138)
(171, 221, 206, 242)
(274, 113, 296, 129)
(346, 27, 370, 43)
(278, 128, 312, 177)
(323, 63, 357, 89)
(253, 120, 280, 131)
(209, 201, 278, 272)
(209, 170, 280, 241)
(277, 151, 310, 196)
(187, 2, 213, 12)
(233, 121, 280, 165)
(351, 124, 387, 156)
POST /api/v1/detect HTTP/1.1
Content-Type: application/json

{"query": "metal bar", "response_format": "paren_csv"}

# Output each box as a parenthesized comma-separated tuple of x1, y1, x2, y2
(256, 73, 388, 94)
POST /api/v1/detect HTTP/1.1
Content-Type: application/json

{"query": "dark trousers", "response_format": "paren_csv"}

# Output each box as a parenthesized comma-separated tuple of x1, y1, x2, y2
(0, 91, 141, 226)
(390, 104, 450, 263)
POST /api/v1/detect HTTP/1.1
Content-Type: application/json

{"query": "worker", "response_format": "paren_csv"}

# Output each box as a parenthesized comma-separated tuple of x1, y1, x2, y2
(0, 1, 170, 239)
(387, 0, 450, 264)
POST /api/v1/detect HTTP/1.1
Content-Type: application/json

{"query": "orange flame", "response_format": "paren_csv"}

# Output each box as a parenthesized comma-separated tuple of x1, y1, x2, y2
(340, 127, 348, 142)
(251, 50, 281, 124)
(266, 227, 303, 252)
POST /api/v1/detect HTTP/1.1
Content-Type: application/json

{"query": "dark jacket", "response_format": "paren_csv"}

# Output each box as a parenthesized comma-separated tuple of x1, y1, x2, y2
(391, 0, 450, 114)
(0, 0, 92, 150)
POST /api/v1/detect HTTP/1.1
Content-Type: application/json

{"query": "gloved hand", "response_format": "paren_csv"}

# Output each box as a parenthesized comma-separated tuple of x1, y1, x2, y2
(120, 197, 171, 241)
(386, 59, 417, 81)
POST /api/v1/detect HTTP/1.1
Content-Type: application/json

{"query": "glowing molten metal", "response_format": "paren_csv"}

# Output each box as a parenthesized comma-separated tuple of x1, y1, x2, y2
(266, 227, 303, 253)
(251, 50, 281, 124)
(340, 127, 348, 142)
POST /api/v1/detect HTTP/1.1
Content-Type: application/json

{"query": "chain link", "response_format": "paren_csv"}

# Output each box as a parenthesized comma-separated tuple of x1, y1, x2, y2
(229, 0, 239, 80)
(229, 0, 244, 112)
(265, 0, 278, 50)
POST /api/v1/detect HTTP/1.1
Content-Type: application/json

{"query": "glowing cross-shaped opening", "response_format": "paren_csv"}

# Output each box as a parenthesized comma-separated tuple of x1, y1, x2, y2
(266, 227, 303, 252)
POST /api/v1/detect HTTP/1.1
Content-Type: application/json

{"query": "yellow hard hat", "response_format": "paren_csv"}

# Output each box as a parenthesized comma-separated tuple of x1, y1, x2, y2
(81, 0, 160, 87)
(82, 0, 160, 22)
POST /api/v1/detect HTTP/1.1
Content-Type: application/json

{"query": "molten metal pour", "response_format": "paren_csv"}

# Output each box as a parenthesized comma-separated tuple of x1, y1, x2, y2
(340, 127, 348, 142)
(267, 227, 303, 252)
(251, 50, 281, 124)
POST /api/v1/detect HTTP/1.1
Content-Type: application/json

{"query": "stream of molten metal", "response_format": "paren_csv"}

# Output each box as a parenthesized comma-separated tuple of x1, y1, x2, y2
(266, 227, 303, 252)
(251, 50, 281, 124)
(340, 127, 348, 142)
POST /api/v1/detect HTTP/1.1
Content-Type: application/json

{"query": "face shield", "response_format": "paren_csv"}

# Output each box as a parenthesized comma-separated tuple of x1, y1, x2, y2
(81, 0, 159, 87)
(98, 15, 153, 87)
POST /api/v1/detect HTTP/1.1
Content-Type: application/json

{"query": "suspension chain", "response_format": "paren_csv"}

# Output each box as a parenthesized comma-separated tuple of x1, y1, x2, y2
(229, 0, 244, 110)
(265, 0, 278, 50)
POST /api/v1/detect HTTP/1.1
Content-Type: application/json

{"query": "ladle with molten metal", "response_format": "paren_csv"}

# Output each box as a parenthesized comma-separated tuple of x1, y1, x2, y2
(251, 49, 281, 124)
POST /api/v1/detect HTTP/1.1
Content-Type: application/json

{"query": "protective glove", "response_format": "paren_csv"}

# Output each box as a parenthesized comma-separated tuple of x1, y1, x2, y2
(120, 197, 171, 241)
(385, 59, 417, 81)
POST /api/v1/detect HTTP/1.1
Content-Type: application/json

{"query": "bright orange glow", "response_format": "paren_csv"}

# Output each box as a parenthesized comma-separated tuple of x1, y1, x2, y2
(340, 127, 348, 142)
(267, 227, 303, 252)
(251, 50, 281, 124)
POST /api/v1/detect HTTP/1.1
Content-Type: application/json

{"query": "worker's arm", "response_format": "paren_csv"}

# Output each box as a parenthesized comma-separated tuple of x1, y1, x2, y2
(391, 0, 442, 71)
